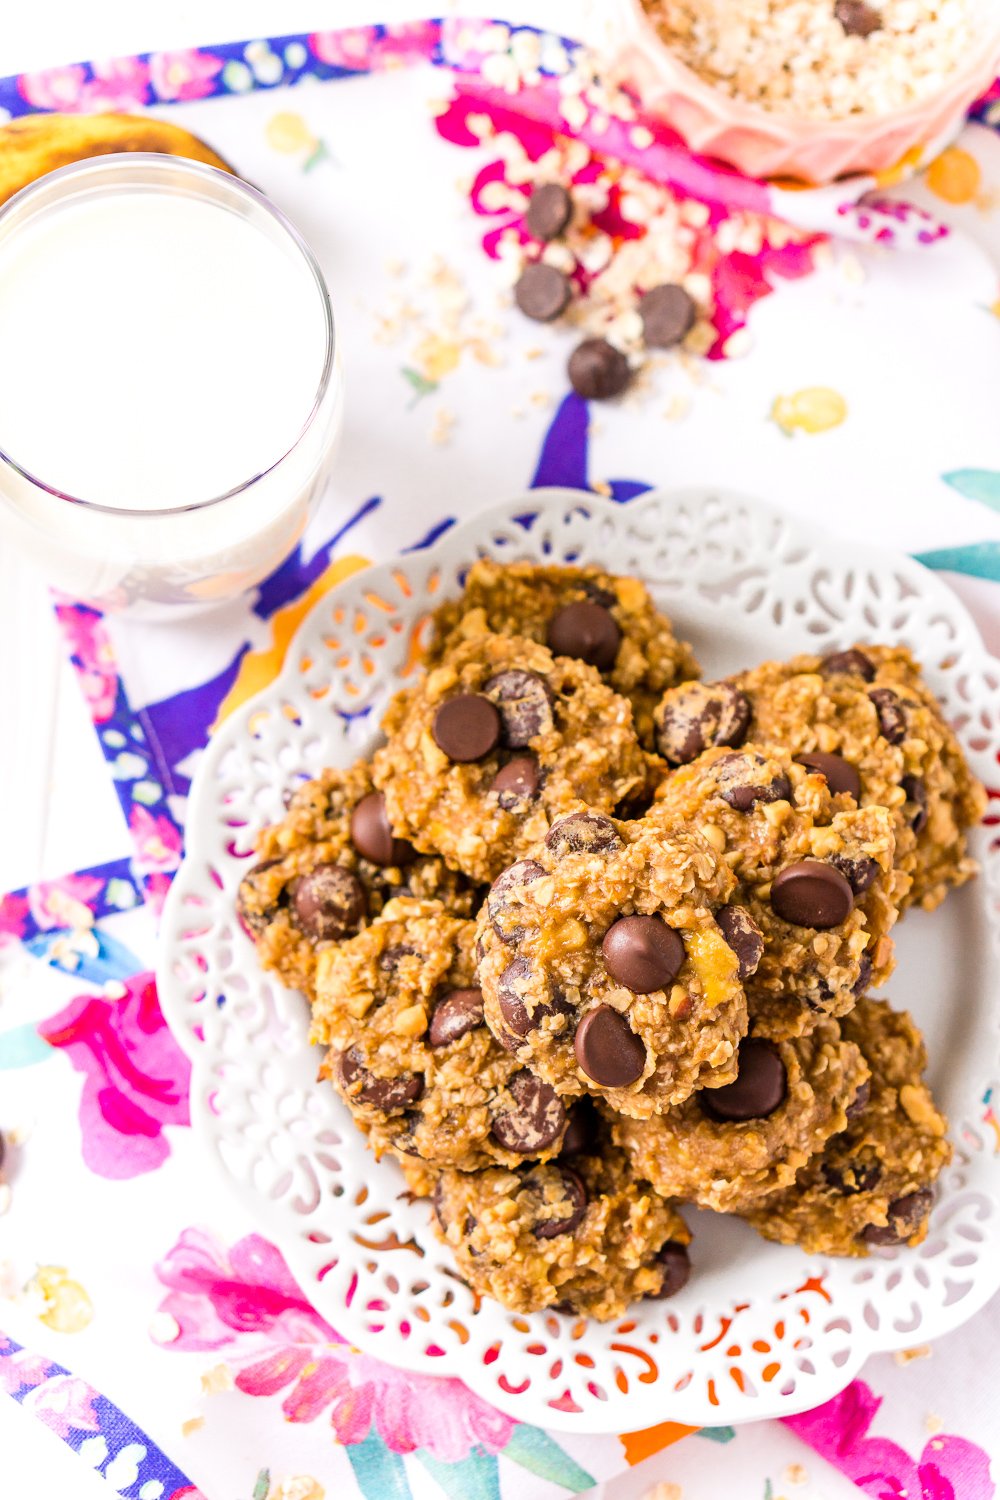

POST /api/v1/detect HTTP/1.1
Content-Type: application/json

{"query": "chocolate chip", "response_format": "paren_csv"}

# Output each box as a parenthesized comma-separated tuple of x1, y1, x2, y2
(823, 1159, 882, 1195)
(291, 865, 367, 941)
(574, 1004, 646, 1087)
(901, 775, 928, 834)
(496, 957, 572, 1047)
(526, 1165, 588, 1238)
(491, 755, 541, 810)
(602, 915, 685, 994)
(380, 943, 419, 972)
(487, 859, 545, 942)
(546, 600, 621, 670)
(868, 687, 908, 745)
(545, 811, 621, 856)
(699, 1038, 787, 1122)
(654, 681, 751, 765)
(639, 283, 696, 348)
(861, 1188, 933, 1245)
(432, 1178, 448, 1230)
(560, 1098, 600, 1157)
(568, 338, 631, 400)
(795, 751, 861, 801)
(339, 1048, 423, 1112)
(515, 262, 571, 322)
(429, 988, 484, 1047)
(716, 905, 764, 980)
(484, 669, 554, 747)
(852, 950, 874, 996)
(771, 860, 854, 929)
(432, 693, 501, 762)
(350, 791, 416, 867)
(714, 752, 792, 811)
(650, 1240, 691, 1299)
(820, 649, 875, 681)
(490, 1070, 566, 1153)
(236, 858, 283, 938)
(835, 0, 883, 35)
(581, 579, 617, 609)
(525, 182, 573, 241)
(845, 1078, 871, 1121)
(828, 853, 880, 895)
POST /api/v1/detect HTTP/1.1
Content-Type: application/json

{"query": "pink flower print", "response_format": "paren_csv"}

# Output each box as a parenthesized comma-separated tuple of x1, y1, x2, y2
(309, 26, 380, 69)
(144, 871, 174, 919)
(38, 972, 190, 1179)
(55, 605, 119, 724)
(82, 56, 151, 109)
(129, 806, 183, 873)
(18, 64, 89, 110)
(153, 1228, 516, 1458)
(0, 891, 30, 942)
(149, 49, 224, 102)
(786, 1379, 995, 1500)
(28, 873, 104, 933)
(28, 1375, 100, 1439)
(377, 22, 443, 65)
(0, 1347, 57, 1395)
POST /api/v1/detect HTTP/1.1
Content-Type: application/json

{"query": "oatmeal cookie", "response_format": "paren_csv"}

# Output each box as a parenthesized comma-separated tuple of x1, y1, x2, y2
(426, 1132, 691, 1319)
(477, 809, 746, 1118)
(613, 1014, 869, 1213)
(427, 559, 698, 744)
(311, 897, 570, 1172)
(720, 645, 984, 912)
(744, 998, 952, 1254)
(372, 631, 649, 884)
(652, 743, 904, 1035)
(236, 762, 473, 996)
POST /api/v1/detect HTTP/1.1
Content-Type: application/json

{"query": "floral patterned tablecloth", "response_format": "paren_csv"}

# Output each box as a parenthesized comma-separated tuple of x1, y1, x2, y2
(1, 21, 1000, 1500)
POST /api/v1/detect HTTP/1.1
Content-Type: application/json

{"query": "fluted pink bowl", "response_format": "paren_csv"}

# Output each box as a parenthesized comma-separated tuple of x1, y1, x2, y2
(606, 0, 1000, 183)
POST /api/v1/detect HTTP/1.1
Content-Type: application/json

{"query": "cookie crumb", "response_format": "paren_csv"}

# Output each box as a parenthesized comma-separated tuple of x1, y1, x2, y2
(591, 480, 613, 497)
(643, 1484, 683, 1500)
(894, 1343, 932, 1365)
(925, 1412, 944, 1434)
(201, 1362, 235, 1394)
(181, 1416, 205, 1436)
(269, 1480, 325, 1500)
(783, 1463, 808, 1485)
(430, 407, 456, 446)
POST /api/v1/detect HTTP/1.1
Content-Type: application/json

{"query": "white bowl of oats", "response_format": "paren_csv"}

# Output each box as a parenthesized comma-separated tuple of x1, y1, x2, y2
(615, 0, 1000, 182)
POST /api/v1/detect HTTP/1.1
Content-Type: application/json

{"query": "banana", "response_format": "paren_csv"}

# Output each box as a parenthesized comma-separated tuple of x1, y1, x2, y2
(0, 111, 235, 206)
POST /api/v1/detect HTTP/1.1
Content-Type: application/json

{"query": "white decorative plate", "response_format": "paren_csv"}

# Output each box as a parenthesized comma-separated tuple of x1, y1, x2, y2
(158, 488, 1000, 1433)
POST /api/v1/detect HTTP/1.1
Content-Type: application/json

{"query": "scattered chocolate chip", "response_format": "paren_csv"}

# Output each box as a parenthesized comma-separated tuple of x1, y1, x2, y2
(350, 791, 416, 867)
(650, 1240, 691, 1299)
(581, 578, 617, 609)
(716, 905, 764, 980)
(852, 950, 874, 996)
(429, 988, 485, 1047)
(497, 956, 536, 1043)
(655, 681, 751, 765)
(820, 648, 875, 681)
(835, 0, 883, 35)
(490, 1070, 566, 1153)
(862, 1187, 933, 1245)
(291, 865, 367, 941)
(699, 1038, 787, 1122)
(380, 942, 419, 972)
(603, 915, 685, 993)
(545, 811, 621, 856)
(828, 853, 880, 895)
(527, 1165, 588, 1238)
(235, 858, 283, 938)
(340, 1048, 423, 1112)
(432, 693, 501, 762)
(640, 283, 697, 348)
(525, 182, 573, 241)
(560, 1098, 600, 1157)
(574, 1004, 646, 1087)
(868, 687, 908, 745)
(487, 859, 545, 942)
(795, 751, 862, 801)
(568, 337, 631, 400)
(491, 754, 541, 810)
(484, 669, 554, 746)
(901, 774, 928, 834)
(823, 1159, 882, 1195)
(771, 860, 854, 929)
(546, 599, 622, 670)
(845, 1078, 871, 1121)
(714, 752, 791, 811)
(515, 261, 572, 322)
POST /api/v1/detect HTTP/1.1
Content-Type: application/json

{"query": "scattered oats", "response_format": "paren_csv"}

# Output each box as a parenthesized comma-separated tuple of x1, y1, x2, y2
(783, 1463, 808, 1486)
(722, 327, 753, 359)
(0, 1184, 11, 1216)
(4, 1121, 31, 1147)
(925, 1412, 944, 1434)
(511, 405, 526, 419)
(529, 390, 554, 408)
(481, 51, 520, 92)
(430, 407, 456, 446)
(465, 112, 494, 140)
(102, 980, 127, 1001)
(427, 96, 449, 118)
(524, 346, 545, 360)
(577, 233, 614, 274)
(149, 1311, 181, 1344)
(643, 1484, 683, 1500)
(479, 179, 519, 213)
(590, 111, 611, 134)
(541, 242, 577, 274)
(680, 199, 711, 228)
(201, 1362, 235, 1394)
(894, 1343, 932, 1365)
(839, 251, 867, 284)
(682, 271, 713, 305)
(181, 1416, 205, 1437)
(664, 394, 692, 421)
(630, 124, 655, 150)
(560, 95, 588, 131)
(591, 480, 613, 497)
(270, 1479, 325, 1500)
(684, 321, 717, 357)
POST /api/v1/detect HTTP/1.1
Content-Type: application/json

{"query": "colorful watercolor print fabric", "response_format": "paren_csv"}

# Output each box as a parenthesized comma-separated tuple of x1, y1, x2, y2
(2, 20, 1000, 1500)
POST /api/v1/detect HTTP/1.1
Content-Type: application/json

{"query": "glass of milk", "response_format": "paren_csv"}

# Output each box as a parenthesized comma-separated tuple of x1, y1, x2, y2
(0, 153, 342, 616)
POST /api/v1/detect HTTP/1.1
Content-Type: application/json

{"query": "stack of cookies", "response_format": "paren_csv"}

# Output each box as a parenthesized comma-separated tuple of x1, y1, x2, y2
(237, 559, 985, 1321)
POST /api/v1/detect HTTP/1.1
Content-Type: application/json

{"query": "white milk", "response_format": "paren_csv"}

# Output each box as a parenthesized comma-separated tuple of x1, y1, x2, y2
(0, 156, 341, 614)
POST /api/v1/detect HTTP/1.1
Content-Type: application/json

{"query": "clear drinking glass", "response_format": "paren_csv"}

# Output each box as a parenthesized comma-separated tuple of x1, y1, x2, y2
(0, 154, 342, 618)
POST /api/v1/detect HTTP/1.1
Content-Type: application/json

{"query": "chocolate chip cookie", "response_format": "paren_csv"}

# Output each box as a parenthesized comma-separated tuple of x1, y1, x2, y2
(426, 1135, 691, 1319)
(427, 559, 699, 745)
(652, 744, 904, 1036)
(372, 631, 650, 884)
(613, 1014, 869, 1212)
(477, 810, 746, 1118)
(236, 761, 473, 996)
(724, 645, 985, 912)
(743, 997, 951, 1254)
(311, 897, 570, 1172)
